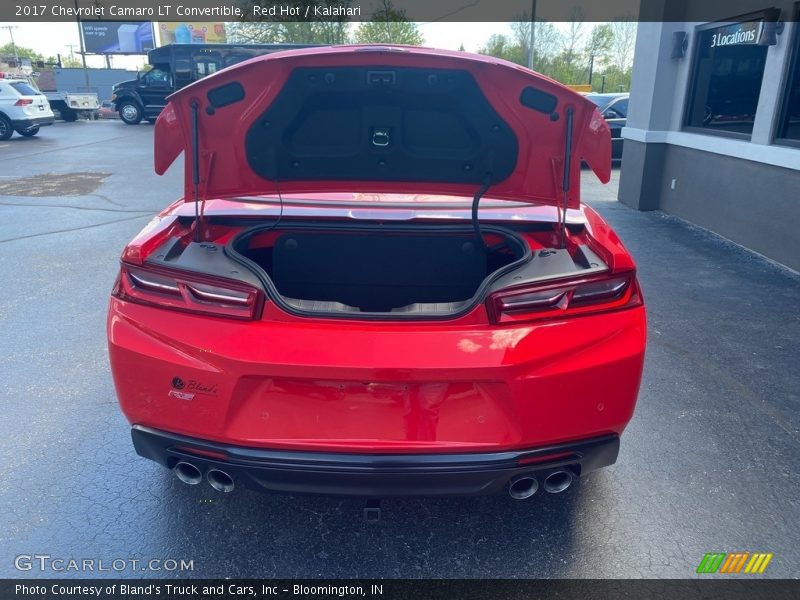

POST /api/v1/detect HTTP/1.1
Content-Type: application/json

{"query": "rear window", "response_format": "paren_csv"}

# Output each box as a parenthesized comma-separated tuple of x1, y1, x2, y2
(612, 98, 628, 117)
(10, 81, 39, 96)
(585, 94, 616, 111)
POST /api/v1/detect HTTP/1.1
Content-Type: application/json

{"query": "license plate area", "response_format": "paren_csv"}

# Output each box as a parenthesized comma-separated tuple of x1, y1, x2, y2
(225, 377, 515, 447)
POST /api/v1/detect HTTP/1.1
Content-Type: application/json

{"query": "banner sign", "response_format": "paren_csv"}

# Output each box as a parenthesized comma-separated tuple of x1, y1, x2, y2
(157, 22, 227, 45)
(81, 21, 155, 54)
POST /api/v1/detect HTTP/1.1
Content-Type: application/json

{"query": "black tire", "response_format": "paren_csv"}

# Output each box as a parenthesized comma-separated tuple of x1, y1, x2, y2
(0, 114, 12, 140)
(62, 110, 78, 122)
(17, 126, 40, 137)
(118, 101, 143, 125)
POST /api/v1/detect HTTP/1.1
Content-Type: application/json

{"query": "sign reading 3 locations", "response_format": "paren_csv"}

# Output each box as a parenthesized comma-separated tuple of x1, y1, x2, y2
(709, 21, 763, 47)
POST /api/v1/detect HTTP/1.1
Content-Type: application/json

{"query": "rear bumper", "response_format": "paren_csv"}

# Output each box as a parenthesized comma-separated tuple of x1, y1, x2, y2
(109, 299, 646, 454)
(132, 425, 619, 497)
(11, 115, 55, 130)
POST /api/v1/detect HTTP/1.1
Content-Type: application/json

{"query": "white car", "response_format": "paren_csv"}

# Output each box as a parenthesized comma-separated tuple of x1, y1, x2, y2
(0, 77, 55, 140)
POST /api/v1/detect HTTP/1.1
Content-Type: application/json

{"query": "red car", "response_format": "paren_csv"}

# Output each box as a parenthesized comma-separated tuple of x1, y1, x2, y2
(107, 46, 646, 501)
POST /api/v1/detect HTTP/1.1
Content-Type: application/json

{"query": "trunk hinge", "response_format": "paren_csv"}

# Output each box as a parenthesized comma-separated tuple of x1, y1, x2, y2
(559, 107, 575, 249)
(190, 101, 203, 242)
(471, 172, 493, 252)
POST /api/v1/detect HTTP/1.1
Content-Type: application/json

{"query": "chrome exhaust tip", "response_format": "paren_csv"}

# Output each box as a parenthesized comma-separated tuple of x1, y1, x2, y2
(508, 474, 539, 500)
(207, 469, 235, 493)
(543, 470, 574, 494)
(174, 461, 202, 485)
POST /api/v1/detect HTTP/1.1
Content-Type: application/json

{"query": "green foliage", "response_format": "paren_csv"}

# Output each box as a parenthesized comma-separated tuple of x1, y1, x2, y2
(60, 55, 83, 68)
(586, 24, 613, 63)
(228, 0, 425, 47)
(228, 1, 354, 44)
(478, 20, 636, 92)
(1, 42, 39, 60)
(0, 42, 71, 68)
(228, 21, 351, 44)
(354, 0, 423, 45)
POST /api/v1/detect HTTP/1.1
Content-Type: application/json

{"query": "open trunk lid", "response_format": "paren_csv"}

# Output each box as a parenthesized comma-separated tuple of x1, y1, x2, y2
(154, 45, 611, 209)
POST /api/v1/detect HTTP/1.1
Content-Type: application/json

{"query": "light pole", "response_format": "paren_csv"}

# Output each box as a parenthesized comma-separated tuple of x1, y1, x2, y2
(527, 0, 537, 70)
(65, 44, 78, 64)
(73, 0, 90, 88)
(1, 25, 20, 66)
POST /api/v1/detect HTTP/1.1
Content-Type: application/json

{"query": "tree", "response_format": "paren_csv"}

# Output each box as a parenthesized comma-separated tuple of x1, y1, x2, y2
(553, 12, 587, 84)
(508, 16, 562, 72)
(227, 1, 354, 45)
(478, 17, 635, 91)
(228, 21, 351, 44)
(1, 43, 44, 64)
(586, 24, 613, 64)
(0, 43, 66, 68)
(354, 0, 424, 45)
(479, 33, 524, 65)
(609, 18, 637, 71)
(585, 24, 613, 83)
(478, 17, 561, 74)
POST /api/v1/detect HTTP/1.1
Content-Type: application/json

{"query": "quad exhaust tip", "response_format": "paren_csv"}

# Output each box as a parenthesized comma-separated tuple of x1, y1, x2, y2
(543, 470, 574, 494)
(174, 461, 202, 486)
(508, 474, 539, 500)
(207, 469, 235, 493)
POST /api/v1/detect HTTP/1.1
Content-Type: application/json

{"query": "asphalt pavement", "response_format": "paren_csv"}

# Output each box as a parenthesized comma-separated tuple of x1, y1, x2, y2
(1, 120, 798, 579)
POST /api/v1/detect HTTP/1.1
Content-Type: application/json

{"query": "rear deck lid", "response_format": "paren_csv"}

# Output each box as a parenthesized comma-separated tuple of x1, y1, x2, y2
(154, 45, 611, 209)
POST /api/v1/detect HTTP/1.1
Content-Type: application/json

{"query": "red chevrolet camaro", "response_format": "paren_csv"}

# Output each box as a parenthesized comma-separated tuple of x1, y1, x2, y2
(107, 45, 646, 501)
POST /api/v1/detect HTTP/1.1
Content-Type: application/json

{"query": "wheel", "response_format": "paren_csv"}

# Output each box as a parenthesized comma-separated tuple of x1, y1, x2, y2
(62, 110, 78, 122)
(118, 101, 143, 125)
(17, 126, 40, 137)
(0, 114, 12, 140)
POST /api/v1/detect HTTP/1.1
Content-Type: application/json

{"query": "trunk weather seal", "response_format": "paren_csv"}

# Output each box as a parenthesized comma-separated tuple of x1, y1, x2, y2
(224, 220, 532, 322)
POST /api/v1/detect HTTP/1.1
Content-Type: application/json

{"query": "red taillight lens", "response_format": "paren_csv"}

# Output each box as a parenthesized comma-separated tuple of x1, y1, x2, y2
(14, 98, 33, 106)
(487, 272, 642, 325)
(113, 262, 263, 320)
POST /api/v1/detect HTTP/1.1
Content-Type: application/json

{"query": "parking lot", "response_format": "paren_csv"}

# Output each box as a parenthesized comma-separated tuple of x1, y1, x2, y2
(1, 120, 798, 578)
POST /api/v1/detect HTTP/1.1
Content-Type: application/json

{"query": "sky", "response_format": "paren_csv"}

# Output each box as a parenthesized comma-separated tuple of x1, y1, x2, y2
(2, 21, 517, 71)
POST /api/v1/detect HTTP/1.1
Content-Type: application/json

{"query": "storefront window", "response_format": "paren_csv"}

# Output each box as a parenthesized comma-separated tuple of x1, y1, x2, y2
(776, 19, 800, 144)
(685, 20, 768, 136)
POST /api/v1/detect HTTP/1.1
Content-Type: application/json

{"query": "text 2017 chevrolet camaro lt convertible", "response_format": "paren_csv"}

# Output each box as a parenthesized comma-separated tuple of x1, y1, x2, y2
(107, 46, 646, 501)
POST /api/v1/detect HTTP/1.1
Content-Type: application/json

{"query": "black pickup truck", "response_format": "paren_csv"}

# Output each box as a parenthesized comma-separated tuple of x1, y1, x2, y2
(111, 43, 315, 124)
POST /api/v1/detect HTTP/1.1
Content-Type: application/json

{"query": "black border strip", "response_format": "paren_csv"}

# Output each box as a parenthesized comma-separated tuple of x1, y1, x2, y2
(6, 1, 800, 23)
(2, 579, 798, 600)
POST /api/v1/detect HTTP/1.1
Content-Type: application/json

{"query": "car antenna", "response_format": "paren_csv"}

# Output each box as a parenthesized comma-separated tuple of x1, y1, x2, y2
(560, 107, 574, 249)
(190, 100, 202, 242)
(471, 172, 493, 252)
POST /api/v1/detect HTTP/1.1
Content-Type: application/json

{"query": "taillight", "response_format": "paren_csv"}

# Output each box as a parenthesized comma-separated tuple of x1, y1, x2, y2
(113, 262, 263, 320)
(14, 98, 33, 106)
(486, 272, 642, 325)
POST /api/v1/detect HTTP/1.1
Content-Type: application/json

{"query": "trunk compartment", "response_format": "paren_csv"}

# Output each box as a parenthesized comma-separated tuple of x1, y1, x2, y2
(234, 225, 527, 315)
(142, 220, 609, 320)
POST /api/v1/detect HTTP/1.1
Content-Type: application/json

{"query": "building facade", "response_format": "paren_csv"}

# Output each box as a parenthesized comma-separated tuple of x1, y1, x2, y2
(620, 1, 800, 270)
